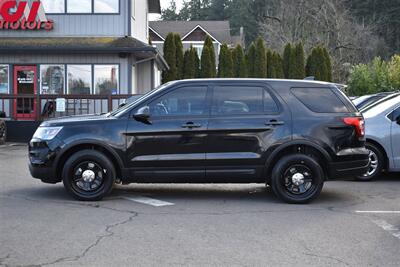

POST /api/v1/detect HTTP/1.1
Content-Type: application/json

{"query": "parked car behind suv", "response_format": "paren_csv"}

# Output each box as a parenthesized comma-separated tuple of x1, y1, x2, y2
(357, 93, 400, 180)
(29, 79, 369, 204)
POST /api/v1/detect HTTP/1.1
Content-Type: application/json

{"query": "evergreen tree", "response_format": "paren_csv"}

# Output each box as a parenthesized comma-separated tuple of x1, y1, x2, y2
(183, 47, 197, 79)
(274, 52, 285, 78)
(233, 44, 247, 77)
(218, 43, 233, 77)
(283, 43, 292, 79)
(254, 37, 267, 78)
(174, 33, 184, 79)
(204, 36, 216, 77)
(200, 46, 215, 78)
(246, 42, 256, 78)
(266, 49, 273, 78)
(322, 46, 333, 82)
(306, 46, 329, 81)
(162, 33, 177, 83)
(293, 42, 305, 79)
(192, 48, 201, 78)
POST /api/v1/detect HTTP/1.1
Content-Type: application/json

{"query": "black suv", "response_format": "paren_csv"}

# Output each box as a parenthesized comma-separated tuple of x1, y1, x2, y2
(29, 79, 370, 203)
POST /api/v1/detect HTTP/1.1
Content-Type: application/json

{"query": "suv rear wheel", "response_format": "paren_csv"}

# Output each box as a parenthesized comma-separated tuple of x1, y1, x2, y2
(62, 150, 115, 201)
(271, 154, 324, 204)
(356, 142, 384, 181)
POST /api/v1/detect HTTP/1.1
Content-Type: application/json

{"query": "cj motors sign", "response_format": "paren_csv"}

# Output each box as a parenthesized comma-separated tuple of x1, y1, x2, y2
(0, 1, 54, 31)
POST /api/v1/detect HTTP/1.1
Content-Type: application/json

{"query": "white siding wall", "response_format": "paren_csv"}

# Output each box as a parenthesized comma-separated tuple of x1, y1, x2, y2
(131, 0, 149, 43)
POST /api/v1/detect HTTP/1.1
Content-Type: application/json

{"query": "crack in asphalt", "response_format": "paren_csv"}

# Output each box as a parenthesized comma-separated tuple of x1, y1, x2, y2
(1, 194, 139, 267)
(38, 213, 138, 267)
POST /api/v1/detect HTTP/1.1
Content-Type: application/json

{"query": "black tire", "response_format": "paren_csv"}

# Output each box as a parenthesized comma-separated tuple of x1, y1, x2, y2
(62, 150, 115, 201)
(271, 154, 324, 204)
(0, 120, 6, 145)
(356, 142, 384, 181)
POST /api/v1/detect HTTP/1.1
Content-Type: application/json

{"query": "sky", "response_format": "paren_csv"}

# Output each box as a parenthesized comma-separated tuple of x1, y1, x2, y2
(150, 0, 184, 21)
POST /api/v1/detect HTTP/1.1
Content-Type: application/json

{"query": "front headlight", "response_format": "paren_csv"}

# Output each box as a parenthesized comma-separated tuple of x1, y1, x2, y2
(33, 126, 63, 141)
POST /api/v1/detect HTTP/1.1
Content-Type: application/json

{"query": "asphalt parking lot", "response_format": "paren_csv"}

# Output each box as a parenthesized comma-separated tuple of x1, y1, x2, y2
(1, 144, 399, 267)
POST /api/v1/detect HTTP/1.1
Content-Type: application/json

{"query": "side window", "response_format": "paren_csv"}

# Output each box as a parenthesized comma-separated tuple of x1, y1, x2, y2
(212, 86, 277, 115)
(149, 86, 207, 117)
(389, 107, 400, 122)
(292, 88, 349, 113)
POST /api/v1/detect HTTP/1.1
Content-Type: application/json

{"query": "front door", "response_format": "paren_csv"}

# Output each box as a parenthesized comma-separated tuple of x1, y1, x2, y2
(205, 82, 291, 182)
(13, 66, 37, 120)
(125, 84, 210, 182)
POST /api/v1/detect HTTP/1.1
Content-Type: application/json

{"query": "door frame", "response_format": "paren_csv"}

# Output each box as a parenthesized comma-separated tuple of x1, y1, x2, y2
(13, 65, 38, 120)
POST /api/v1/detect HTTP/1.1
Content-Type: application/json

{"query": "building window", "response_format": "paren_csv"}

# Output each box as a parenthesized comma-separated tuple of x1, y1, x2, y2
(0, 65, 9, 94)
(40, 65, 65, 94)
(67, 0, 92, 13)
(94, 0, 119, 13)
(193, 45, 203, 59)
(41, 0, 65, 13)
(67, 65, 92, 94)
(94, 65, 119, 95)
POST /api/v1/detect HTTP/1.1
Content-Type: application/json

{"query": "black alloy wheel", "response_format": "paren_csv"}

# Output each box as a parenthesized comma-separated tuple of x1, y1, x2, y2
(62, 150, 115, 201)
(271, 154, 324, 204)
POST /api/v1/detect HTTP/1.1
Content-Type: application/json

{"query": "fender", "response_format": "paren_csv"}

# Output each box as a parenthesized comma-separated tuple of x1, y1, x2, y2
(264, 139, 332, 176)
(54, 139, 125, 174)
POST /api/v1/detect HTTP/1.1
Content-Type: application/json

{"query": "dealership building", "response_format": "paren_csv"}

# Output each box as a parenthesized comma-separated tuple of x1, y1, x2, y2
(0, 0, 167, 140)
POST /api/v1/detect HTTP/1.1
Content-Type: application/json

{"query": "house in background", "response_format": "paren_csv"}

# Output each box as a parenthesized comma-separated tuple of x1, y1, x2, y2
(149, 21, 244, 63)
(0, 0, 167, 142)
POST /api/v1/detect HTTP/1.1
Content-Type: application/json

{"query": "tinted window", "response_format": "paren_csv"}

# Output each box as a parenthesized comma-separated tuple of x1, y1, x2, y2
(389, 107, 400, 121)
(212, 86, 277, 115)
(149, 86, 207, 117)
(292, 88, 349, 113)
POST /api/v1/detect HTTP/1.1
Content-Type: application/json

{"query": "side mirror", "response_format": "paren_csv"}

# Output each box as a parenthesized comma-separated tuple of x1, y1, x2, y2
(134, 106, 151, 123)
(118, 102, 126, 108)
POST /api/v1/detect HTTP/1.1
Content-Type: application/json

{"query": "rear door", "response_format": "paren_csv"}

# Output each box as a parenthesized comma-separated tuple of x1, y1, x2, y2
(205, 82, 291, 182)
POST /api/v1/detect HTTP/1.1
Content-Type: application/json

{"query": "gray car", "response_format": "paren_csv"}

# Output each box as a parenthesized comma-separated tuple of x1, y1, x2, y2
(357, 94, 400, 180)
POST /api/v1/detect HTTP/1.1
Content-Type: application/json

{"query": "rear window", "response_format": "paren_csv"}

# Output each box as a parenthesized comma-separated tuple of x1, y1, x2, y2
(292, 87, 349, 113)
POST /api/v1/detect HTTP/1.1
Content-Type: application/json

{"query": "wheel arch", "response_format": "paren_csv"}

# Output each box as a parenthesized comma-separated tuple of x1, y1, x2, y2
(264, 141, 331, 182)
(55, 141, 124, 181)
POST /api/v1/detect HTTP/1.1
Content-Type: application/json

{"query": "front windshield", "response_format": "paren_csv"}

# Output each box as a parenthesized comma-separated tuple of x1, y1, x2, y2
(109, 82, 173, 117)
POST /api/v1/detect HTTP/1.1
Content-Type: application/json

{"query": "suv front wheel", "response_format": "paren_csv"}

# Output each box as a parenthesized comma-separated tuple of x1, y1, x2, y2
(271, 154, 324, 204)
(62, 150, 116, 201)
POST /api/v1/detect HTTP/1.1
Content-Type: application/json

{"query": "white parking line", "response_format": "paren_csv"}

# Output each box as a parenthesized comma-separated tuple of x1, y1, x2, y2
(372, 219, 400, 240)
(122, 196, 174, 207)
(355, 211, 400, 214)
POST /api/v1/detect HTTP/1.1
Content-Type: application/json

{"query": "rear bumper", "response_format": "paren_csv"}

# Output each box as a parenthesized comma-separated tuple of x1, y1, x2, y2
(328, 148, 370, 179)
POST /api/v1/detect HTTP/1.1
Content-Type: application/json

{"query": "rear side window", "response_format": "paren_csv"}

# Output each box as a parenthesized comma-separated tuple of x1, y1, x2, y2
(292, 87, 349, 113)
(212, 86, 278, 115)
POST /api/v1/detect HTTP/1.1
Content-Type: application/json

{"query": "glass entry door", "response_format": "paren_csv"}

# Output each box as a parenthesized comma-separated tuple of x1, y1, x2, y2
(13, 66, 37, 120)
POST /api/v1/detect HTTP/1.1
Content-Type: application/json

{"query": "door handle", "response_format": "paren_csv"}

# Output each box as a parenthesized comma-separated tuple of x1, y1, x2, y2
(265, 120, 285, 126)
(181, 122, 202, 129)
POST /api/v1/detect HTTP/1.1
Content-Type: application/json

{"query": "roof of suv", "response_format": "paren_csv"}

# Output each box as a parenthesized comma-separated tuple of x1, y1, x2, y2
(172, 78, 334, 86)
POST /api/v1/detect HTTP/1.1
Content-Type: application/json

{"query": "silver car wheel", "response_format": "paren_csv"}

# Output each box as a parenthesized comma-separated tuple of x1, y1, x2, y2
(364, 150, 378, 177)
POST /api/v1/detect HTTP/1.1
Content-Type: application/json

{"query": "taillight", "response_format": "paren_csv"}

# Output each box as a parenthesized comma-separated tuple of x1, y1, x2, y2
(343, 117, 365, 138)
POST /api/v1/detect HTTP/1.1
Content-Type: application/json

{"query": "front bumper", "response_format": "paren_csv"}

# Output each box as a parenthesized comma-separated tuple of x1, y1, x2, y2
(328, 148, 370, 179)
(28, 138, 62, 184)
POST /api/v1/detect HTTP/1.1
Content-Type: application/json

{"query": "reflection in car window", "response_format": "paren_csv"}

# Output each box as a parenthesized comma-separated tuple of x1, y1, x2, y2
(292, 88, 349, 113)
(149, 86, 207, 116)
(212, 86, 278, 115)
